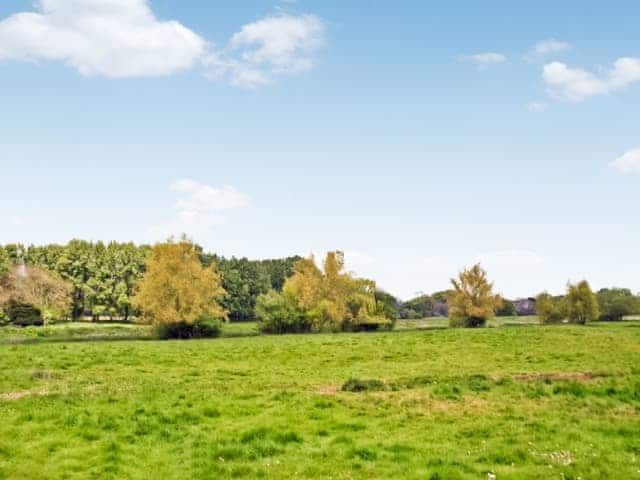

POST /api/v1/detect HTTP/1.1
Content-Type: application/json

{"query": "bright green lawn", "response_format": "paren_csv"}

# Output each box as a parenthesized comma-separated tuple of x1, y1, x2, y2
(1, 323, 640, 479)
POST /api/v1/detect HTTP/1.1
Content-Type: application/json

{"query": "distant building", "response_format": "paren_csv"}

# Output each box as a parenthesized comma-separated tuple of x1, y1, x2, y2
(513, 297, 536, 316)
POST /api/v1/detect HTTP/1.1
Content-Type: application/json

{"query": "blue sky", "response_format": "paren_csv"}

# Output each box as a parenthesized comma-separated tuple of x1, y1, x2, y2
(1, 1, 639, 299)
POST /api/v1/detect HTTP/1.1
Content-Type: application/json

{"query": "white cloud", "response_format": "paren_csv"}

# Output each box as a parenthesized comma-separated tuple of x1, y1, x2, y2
(208, 13, 325, 88)
(526, 101, 548, 113)
(0, 0, 207, 77)
(460, 52, 507, 66)
(534, 39, 571, 55)
(171, 179, 251, 219)
(609, 57, 640, 89)
(150, 179, 251, 240)
(230, 14, 324, 73)
(0, 4, 326, 87)
(609, 149, 640, 174)
(543, 57, 640, 102)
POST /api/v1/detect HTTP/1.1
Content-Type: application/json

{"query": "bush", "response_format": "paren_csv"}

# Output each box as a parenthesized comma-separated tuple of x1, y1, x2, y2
(0, 309, 9, 326)
(255, 290, 309, 334)
(536, 293, 565, 324)
(450, 315, 486, 328)
(496, 298, 517, 317)
(155, 315, 222, 340)
(7, 301, 43, 326)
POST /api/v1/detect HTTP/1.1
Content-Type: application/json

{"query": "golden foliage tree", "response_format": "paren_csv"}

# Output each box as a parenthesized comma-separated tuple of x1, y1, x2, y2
(0, 266, 73, 321)
(282, 251, 388, 331)
(132, 239, 227, 325)
(448, 264, 502, 328)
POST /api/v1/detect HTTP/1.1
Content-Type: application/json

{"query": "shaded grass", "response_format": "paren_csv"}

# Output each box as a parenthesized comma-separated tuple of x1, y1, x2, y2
(1, 324, 640, 478)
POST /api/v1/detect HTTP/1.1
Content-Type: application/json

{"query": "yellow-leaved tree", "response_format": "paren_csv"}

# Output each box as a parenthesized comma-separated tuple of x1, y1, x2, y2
(281, 251, 388, 332)
(448, 264, 502, 328)
(132, 239, 227, 325)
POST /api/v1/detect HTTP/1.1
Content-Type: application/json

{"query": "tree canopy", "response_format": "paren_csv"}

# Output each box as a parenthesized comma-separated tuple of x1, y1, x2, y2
(596, 288, 640, 321)
(565, 280, 599, 324)
(256, 251, 391, 333)
(536, 292, 565, 324)
(132, 239, 227, 325)
(448, 264, 502, 328)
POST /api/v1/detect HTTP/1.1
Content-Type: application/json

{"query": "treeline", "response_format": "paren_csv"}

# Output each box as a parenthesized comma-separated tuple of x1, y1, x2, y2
(0, 241, 301, 323)
(2, 240, 639, 331)
(536, 286, 640, 323)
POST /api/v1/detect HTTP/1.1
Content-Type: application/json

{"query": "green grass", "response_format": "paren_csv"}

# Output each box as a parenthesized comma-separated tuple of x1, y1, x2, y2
(395, 315, 540, 331)
(1, 323, 640, 479)
(0, 321, 260, 344)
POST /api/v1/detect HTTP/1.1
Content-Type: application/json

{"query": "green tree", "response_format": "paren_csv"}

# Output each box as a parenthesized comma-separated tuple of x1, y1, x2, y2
(535, 292, 564, 324)
(217, 257, 271, 321)
(496, 297, 517, 317)
(132, 239, 227, 325)
(448, 264, 502, 328)
(565, 280, 599, 324)
(53, 240, 94, 320)
(596, 288, 640, 321)
(375, 290, 400, 321)
(255, 290, 308, 334)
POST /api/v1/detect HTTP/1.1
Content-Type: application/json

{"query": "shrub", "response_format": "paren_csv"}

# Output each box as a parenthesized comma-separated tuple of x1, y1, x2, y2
(255, 290, 309, 334)
(7, 301, 43, 326)
(155, 315, 222, 340)
(496, 298, 517, 317)
(0, 309, 9, 326)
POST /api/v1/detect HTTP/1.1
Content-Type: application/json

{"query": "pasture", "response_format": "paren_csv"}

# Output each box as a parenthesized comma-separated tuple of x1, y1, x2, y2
(1, 322, 639, 479)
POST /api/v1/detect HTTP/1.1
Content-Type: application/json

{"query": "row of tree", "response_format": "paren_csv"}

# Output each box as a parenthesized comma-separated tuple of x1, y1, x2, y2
(1, 240, 639, 331)
(536, 285, 640, 324)
(0, 241, 301, 324)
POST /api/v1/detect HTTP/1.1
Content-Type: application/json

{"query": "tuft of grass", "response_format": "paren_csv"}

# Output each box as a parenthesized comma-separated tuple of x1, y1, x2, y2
(341, 378, 388, 392)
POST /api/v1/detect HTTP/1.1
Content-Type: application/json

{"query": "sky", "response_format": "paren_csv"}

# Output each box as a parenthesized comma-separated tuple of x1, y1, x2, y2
(1, 1, 639, 300)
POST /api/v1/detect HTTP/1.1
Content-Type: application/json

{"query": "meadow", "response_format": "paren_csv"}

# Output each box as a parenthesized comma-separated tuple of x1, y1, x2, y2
(1, 322, 640, 479)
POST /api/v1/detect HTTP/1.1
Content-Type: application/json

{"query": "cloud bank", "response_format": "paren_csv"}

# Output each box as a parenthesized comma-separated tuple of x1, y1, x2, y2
(0, 1, 326, 86)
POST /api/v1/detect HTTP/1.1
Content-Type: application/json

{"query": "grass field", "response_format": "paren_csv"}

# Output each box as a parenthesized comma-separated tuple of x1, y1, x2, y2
(1, 322, 640, 479)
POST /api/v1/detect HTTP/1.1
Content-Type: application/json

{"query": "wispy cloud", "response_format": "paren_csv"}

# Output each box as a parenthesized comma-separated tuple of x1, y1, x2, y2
(150, 179, 251, 240)
(609, 149, 640, 174)
(206, 13, 325, 88)
(534, 39, 571, 56)
(543, 57, 640, 102)
(460, 52, 507, 67)
(526, 101, 548, 113)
